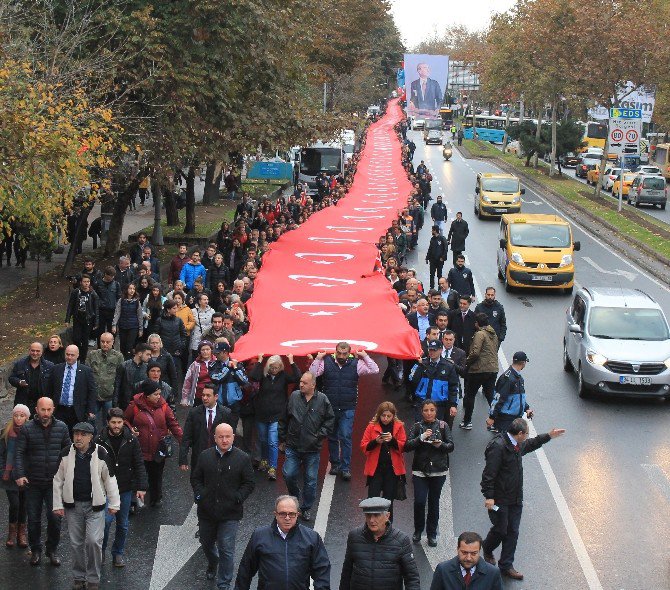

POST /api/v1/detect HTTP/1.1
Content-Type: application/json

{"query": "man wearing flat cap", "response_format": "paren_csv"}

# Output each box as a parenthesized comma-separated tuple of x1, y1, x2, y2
(53, 422, 120, 590)
(339, 497, 420, 590)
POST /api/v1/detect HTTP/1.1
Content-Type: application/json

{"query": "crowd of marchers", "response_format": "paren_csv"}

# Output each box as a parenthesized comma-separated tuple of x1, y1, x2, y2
(0, 102, 565, 590)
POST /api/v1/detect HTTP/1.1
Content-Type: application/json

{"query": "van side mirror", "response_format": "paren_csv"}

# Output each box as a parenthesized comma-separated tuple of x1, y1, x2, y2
(475, 187, 480, 194)
(569, 324, 583, 334)
(499, 238, 507, 249)
(520, 188, 526, 195)
(573, 241, 581, 251)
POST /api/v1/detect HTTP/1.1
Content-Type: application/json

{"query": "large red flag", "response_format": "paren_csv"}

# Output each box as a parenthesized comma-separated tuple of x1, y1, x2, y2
(233, 100, 421, 360)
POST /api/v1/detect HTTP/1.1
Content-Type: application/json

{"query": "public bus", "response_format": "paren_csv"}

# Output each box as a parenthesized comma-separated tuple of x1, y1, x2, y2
(298, 141, 343, 194)
(439, 106, 454, 129)
(652, 143, 670, 181)
(578, 121, 608, 152)
(462, 114, 533, 144)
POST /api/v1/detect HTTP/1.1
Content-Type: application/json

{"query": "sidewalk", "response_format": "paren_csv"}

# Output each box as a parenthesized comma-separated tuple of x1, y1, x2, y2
(0, 178, 205, 297)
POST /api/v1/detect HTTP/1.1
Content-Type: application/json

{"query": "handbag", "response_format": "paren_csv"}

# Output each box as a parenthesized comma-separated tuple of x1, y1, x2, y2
(142, 407, 175, 461)
(396, 475, 407, 501)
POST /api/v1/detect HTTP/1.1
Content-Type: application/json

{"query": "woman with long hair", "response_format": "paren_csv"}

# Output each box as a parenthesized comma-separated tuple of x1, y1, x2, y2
(113, 283, 143, 359)
(216, 221, 232, 254)
(43, 334, 65, 364)
(404, 400, 454, 547)
(190, 293, 215, 360)
(0, 404, 31, 548)
(211, 281, 231, 313)
(360, 401, 407, 520)
(143, 283, 166, 338)
(248, 354, 300, 481)
(181, 340, 216, 407)
(136, 275, 152, 304)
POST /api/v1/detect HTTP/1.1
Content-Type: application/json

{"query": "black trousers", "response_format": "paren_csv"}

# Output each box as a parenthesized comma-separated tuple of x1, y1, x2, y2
(428, 259, 445, 289)
(55, 405, 79, 438)
(463, 372, 496, 423)
(6, 490, 27, 524)
(25, 483, 61, 553)
(144, 460, 165, 504)
(368, 465, 399, 520)
(118, 328, 139, 360)
(97, 309, 115, 343)
(483, 503, 523, 570)
(72, 320, 93, 362)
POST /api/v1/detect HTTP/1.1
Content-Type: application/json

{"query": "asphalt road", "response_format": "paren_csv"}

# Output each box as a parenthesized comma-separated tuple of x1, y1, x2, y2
(1, 131, 669, 590)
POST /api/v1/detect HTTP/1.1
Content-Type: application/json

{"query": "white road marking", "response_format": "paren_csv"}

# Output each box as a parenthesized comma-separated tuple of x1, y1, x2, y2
(582, 256, 636, 282)
(641, 464, 670, 503)
(421, 471, 458, 571)
(463, 257, 605, 590)
(521, 197, 543, 205)
(313, 468, 337, 539)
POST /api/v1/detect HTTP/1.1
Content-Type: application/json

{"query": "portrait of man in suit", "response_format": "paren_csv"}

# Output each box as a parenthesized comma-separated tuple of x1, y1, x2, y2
(408, 62, 443, 113)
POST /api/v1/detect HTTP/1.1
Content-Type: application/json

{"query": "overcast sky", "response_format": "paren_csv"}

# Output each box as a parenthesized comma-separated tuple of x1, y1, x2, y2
(390, 0, 517, 49)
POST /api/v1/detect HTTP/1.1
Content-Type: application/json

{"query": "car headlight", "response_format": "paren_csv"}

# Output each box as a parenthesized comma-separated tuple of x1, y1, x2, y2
(559, 254, 573, 267)
(511, 252, 525, 266)
(664, 357, 670, 369)
(511, 196, 521, 204)
(586, 350, 607, 366)
(482, 196, 493, 203)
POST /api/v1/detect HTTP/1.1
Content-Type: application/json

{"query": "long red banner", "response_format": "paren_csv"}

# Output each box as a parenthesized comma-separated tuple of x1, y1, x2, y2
(232, 100, 421, 361)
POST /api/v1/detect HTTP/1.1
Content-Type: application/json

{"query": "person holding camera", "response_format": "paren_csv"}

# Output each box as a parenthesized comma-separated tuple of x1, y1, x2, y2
(404, 399, 454, 547)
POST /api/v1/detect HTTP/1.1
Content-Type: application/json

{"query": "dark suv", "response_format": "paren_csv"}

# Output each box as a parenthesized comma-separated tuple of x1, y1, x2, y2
(575, 155, 600, 178)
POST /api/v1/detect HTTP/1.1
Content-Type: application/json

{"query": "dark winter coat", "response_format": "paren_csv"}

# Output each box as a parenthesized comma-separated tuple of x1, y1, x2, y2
(14, 416, 71, 485)
(96, 278, 121, 312)
(249, 362, 301, 423)
(179, 403, 233, 468)
(207, 263, 231, 292)
(278, 390, 334, 453)
(430, 202, 448, 222)
(447, 265, 475, 299)
(148, 350, 178, 388)
(124, 393, 182, 461)
(404, 419, 454, 474)
(66, 287, 99, 326)
(155, 313, 187, 356)
(447, 218, 469, 251)
(191, 446, 255, 522)
(339, 523, 420, 590)
(481, 432, 550, 505)
(235, 521, 331, 590)
(426, 234, 449, 263)
(430, 556, 503, 590)
(96, 424, 148, 493)
(474, 299, 507, 342)
(9, 356, 53, 408)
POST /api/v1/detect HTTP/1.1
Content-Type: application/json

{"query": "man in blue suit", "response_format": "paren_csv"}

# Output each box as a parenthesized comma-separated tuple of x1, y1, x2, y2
(409, 62, 443, 112)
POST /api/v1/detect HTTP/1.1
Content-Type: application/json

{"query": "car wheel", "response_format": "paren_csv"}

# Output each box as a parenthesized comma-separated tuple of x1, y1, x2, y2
(563, 285, 573, 295)
(563, 340, 573, 372)
(577, 365, 590, 399)
(497, 265, 504, 280)
(661, 203, 666, 210)
(634, 198, 640, 208)
(504, 270, 513, 293)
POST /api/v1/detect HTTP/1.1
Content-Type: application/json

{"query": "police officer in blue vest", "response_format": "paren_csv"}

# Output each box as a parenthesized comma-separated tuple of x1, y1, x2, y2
(486, 352, 533, 434)
(309, 343, 379, 481)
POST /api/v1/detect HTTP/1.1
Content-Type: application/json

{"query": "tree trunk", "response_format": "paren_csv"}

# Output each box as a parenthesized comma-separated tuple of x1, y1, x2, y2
(203, 161, 222, 204)
(550, 98, 558, 177)
(104, 176, 142, 256)
(164, 189, 179, 226)
(533, 105, 542, 168)
(151, 184, 164, 246)
(184, 166, 196, 234)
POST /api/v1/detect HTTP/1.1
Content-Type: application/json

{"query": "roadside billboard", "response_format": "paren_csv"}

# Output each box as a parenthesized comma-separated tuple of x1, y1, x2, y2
(589, 82, 656, 124)
(404, 54, 449, 119)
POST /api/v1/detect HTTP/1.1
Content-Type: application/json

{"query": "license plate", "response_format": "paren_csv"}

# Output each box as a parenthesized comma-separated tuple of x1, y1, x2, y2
(647, 190, 660, 195)
(494, 208, 507, 212)
(619, 376, 652, 385)
(531, 275, 553, 282)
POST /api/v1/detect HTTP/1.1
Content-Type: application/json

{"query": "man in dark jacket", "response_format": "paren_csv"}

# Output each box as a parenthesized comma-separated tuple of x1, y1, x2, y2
(481, 418, 565, 581)
(426, 225, 449, 289)
(114, 256, 135, 290)
(447, 212, 469, 265)
(65, 274, 99, 362)
(207, 253, 230, 292)
(47, 345, 98, 435)
(95, 267, 121, 344)
(487, 352, 533, 434)
(448, 296, 477, 353)
(235, 494, 331, 590)
(278, 372, 334, 522)
(95, 408, 148, 567)
(113, 343, 151, 410)
(146, 334, 178, 390)
(430, 196, 448, 233)
(441, 331, 466, 378)
(474, 287, 507, 346)
(192, 423, 255, 587)
(430, 531, 503, 590)
(168, 243, 191, 287)
(340, 497, 420, 590)
(179, 385, 232, 471)
(437, 276, 459, 310)
(447, 255, 475, 301)
(308, 345, 378, 481)
(14, 397, 71, 565)
(9, 342, 53, 408)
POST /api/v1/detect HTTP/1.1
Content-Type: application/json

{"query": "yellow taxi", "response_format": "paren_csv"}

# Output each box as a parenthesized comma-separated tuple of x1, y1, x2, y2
(474, 173, 524, 219)
(497, 213, 580, 294)
(611, 172, 638, 196)
(586, 164, 600, 186)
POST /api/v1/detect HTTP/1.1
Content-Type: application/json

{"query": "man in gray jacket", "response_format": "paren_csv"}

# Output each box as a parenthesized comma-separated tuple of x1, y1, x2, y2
(53, 422, 120, 590)
(278, 372, 334, 522)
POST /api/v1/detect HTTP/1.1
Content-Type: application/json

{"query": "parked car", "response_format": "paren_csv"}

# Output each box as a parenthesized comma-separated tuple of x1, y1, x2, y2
(628, 175, 667, 209)
(563, 287, 670, 399)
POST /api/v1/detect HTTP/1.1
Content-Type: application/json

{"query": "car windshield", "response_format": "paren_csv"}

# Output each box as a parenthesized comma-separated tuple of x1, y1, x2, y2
(588, 307, 670, 340)
(623, 173, 637, 181)
(509, 223, 571, 247)
(641, 167, 661, 174)
(482, 178, 519, 193)
(428, 130, 441, 137)
(643, 177, 665, 190)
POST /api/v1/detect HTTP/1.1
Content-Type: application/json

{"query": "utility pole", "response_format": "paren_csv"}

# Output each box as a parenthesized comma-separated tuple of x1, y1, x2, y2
(323, 82, 327, 113)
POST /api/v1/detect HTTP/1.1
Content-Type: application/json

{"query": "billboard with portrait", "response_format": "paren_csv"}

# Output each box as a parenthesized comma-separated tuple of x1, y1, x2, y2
(404, 54, 449, 118)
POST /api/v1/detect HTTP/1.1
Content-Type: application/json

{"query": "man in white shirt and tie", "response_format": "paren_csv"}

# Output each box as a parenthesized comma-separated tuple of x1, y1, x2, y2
(179, 385, 233, 472)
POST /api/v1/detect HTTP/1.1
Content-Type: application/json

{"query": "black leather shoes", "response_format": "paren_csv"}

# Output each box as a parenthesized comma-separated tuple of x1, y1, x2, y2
(301, 509, 312, 521)
(427, 537, 437, 547)
(46, 552, 61, 566)
(30, 550, 41, 566)
(206, 566, 216, 580)
(412, 532, 421, 543)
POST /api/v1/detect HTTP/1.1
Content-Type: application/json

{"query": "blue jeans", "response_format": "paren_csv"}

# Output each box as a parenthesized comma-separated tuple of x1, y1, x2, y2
(103, 490, 132, 556)
(282, 448, 320, 511)
(413, 474, 446, 537)
(25, 483, 61, 553)
(256, 421, 279, 468)
(328, 408, 355, 473)
(199, 518, 239, 590)
(96, 400, 113, 432)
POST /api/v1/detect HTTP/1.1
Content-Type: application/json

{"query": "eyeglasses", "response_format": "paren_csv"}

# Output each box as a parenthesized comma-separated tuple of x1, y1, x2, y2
(275, 511, 298, 519)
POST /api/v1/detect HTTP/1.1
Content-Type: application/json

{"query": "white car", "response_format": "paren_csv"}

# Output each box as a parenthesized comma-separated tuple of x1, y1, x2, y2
(601, 167, 629, 191)
(638, 165, 662, 176)
(412, 118, 426, 130)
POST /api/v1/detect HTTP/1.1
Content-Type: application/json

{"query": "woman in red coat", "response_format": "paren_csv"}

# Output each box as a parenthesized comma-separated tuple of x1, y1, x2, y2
(125, 379, 183, 507)
(360, 401, 407, 519)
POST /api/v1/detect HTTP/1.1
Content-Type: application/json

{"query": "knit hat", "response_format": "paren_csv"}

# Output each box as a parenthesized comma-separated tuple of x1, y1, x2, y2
(12, 404, 30, 418)
(146, 360, 162, 372)
(141, 379, 162, 396)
